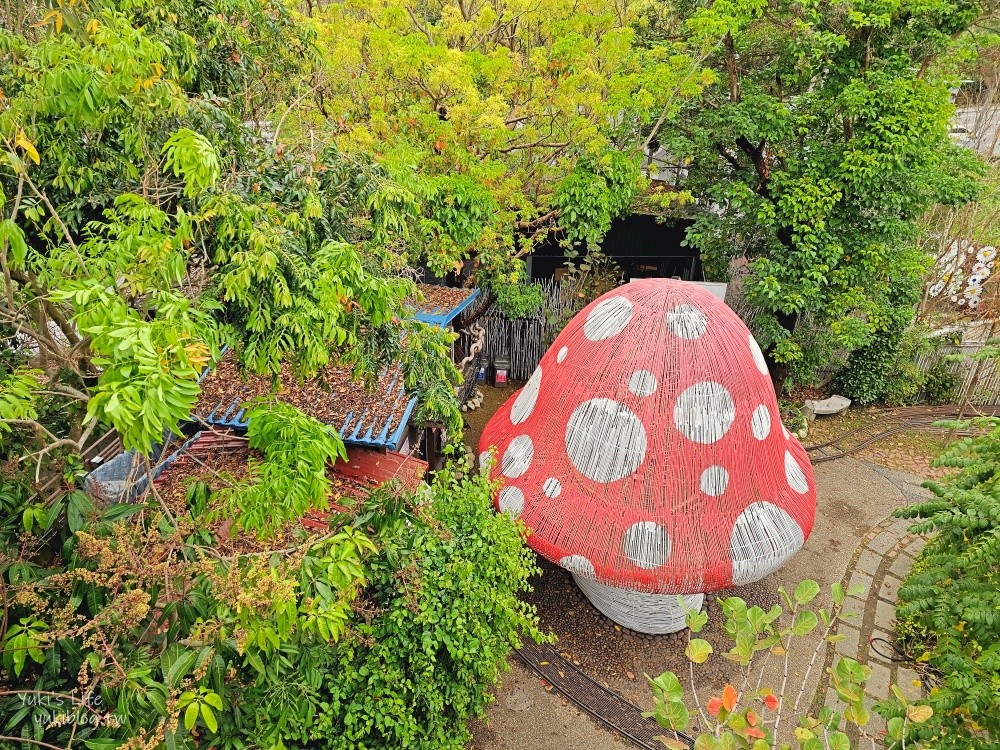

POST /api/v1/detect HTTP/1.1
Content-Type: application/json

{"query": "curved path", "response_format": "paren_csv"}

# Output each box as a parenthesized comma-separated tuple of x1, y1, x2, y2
(813, 465, 931, 736)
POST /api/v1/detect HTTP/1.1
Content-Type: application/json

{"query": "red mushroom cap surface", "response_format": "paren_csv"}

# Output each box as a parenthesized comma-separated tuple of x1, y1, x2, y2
(478, 279, 817, 594)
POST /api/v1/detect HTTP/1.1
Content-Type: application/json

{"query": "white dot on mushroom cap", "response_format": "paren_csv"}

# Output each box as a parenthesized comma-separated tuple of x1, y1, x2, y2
(557, 346, 568, 363)
(628, 370, 657, 397)
(583, 296, 633, 341)
(560, 554, 595, 578)
(784, 451, 809, 494)
(478, 450, 492, 468)
(498, 486, 525, 518)
(622, 521, 671, 569)
(543, 477, 562, 498)
(673, 382, 735, 444)
(510, 365, 542, 425)
(565, 398, 648, 483)
(749, 334, 769, 375)
(700, 465, 729, 496)
(666, 304, 708, 339)
(782, 425, 790, 439)
(751, 405, 771, 440)
(730, 501, 805, 585)
(501, 435, 534, 478)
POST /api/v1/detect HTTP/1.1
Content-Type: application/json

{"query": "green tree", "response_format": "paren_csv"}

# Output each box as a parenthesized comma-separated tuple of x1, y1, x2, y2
(307, 0, 708, 293)
(653, 0, 983, 382)
(892, 411, 1000, 748)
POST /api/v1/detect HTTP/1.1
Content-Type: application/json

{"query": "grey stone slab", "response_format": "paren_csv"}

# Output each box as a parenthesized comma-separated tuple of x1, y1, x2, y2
(840, 595, 866, 622)
(806, 395, 851, 415)
(868, 532, 897, 555)
(889, 554, 914, 579)
(857, 550, 884, 576)
(835, 624, 861, 660)
(875, 599, 897, 631)
(879, 575, 902, 602)
(897, 668, 924, 702)
(866, 662, 891, 702)
(848, 571, 874, 597)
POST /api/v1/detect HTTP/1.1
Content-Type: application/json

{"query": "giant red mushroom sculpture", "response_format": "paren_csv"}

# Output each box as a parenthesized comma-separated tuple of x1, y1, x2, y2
(478, 279, 817, 634)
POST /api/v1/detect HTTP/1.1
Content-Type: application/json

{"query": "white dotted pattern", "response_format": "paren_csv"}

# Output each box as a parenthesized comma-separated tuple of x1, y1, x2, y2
(751, 404, 771, 440)
(583, 297, 633, 341)
(628, 370, 658, 397)
(479, 450, 491, 468)
(784, 451, 809, 494)
(510, 365, 542, 424)
(543, 477, 562, 498)
(730, 501, 805, 585)
(557, 346, 568, 363)
(749, 334, 769, 375)
(700, 465, 729, 496)
(498, 486, 524, 518)
(674, 381, 735, 444)
(501, 435, 534, 478)
(565, 398, 648, 483)
(666, 304, 708, 339)
(622, 521, 671, 569)
(559, 554, 595, 578)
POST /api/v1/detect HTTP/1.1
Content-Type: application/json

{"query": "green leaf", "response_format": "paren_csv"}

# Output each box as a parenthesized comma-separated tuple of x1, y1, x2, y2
(200, 703, 218, 733)
(794, 580, 820, 605)
(685, 638, 714, 664)
(184, 702, 199, 731)
(791, 610, 818, 636)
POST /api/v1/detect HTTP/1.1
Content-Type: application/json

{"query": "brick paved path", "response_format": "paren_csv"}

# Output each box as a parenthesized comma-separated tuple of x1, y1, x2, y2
(815, 465, 931, 736)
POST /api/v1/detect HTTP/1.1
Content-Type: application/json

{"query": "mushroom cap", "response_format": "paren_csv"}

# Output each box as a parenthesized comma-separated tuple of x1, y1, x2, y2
(479, 279, 816, 594)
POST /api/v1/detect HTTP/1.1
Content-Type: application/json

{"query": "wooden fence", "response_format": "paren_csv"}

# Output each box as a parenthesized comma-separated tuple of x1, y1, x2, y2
(461, 278, 585, 382)
(916, 343, 1000, 405)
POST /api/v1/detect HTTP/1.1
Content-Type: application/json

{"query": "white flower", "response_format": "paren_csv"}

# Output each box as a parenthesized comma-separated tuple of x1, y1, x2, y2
(965, 286, 982, 300)
(969, 299, 980, 310)
(978, 246, 997, 262)
(929, 281, 945, 297)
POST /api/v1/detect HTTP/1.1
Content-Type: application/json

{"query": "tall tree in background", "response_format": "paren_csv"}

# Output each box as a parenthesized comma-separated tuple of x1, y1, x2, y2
(655, 0, 986, 382)
(305, 0, 709, 294)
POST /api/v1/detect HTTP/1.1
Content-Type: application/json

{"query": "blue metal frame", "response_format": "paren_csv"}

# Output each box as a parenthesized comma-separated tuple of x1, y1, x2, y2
(194, 350, 417, 452)
(413, 288, 481, 328)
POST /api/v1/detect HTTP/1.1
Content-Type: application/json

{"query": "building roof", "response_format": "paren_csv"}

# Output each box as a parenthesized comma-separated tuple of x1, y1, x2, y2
(192, 352, 417, 452)
(410, 284, 480, 328)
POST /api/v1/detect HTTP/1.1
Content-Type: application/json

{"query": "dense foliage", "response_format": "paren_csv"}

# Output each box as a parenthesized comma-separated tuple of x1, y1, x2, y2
(657, 0, 982, 382)
(310, 0, 707, 292)
(0, 0, 462, 468)
(0, 442, 540, 750)
(892, 416, 1000, 749)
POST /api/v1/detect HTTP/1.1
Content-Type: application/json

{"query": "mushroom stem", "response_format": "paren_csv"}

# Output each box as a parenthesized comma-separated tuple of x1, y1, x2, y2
(572, 575, 704, 635)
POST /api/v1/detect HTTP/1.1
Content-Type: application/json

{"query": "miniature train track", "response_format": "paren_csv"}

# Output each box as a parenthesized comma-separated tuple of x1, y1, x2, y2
(805, 403, 1000, 463)
(515, 639, 694, 750)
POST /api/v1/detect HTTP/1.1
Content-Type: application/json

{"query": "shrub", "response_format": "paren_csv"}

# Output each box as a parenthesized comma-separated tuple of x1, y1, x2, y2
(891, 418, 1000, 748)
(0, 441, 541, 750)
(922, 361, 962, 404)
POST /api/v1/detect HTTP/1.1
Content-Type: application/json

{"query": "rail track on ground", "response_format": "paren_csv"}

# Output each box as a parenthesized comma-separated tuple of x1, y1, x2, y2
(805, 403, 1000, 463)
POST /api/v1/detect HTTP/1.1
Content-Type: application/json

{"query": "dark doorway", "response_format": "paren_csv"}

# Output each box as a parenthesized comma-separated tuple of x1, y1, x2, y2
(529, 214, 698, 281)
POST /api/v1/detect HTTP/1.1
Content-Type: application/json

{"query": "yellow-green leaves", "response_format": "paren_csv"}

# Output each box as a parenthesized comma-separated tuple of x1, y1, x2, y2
(686, 638, 714, 664)
(13, 131, 39, 165)
(162, 128, 220, 198)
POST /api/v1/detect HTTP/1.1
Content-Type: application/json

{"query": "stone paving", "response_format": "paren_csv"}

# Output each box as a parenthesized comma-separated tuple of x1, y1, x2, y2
(815, 464, 933, 737)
